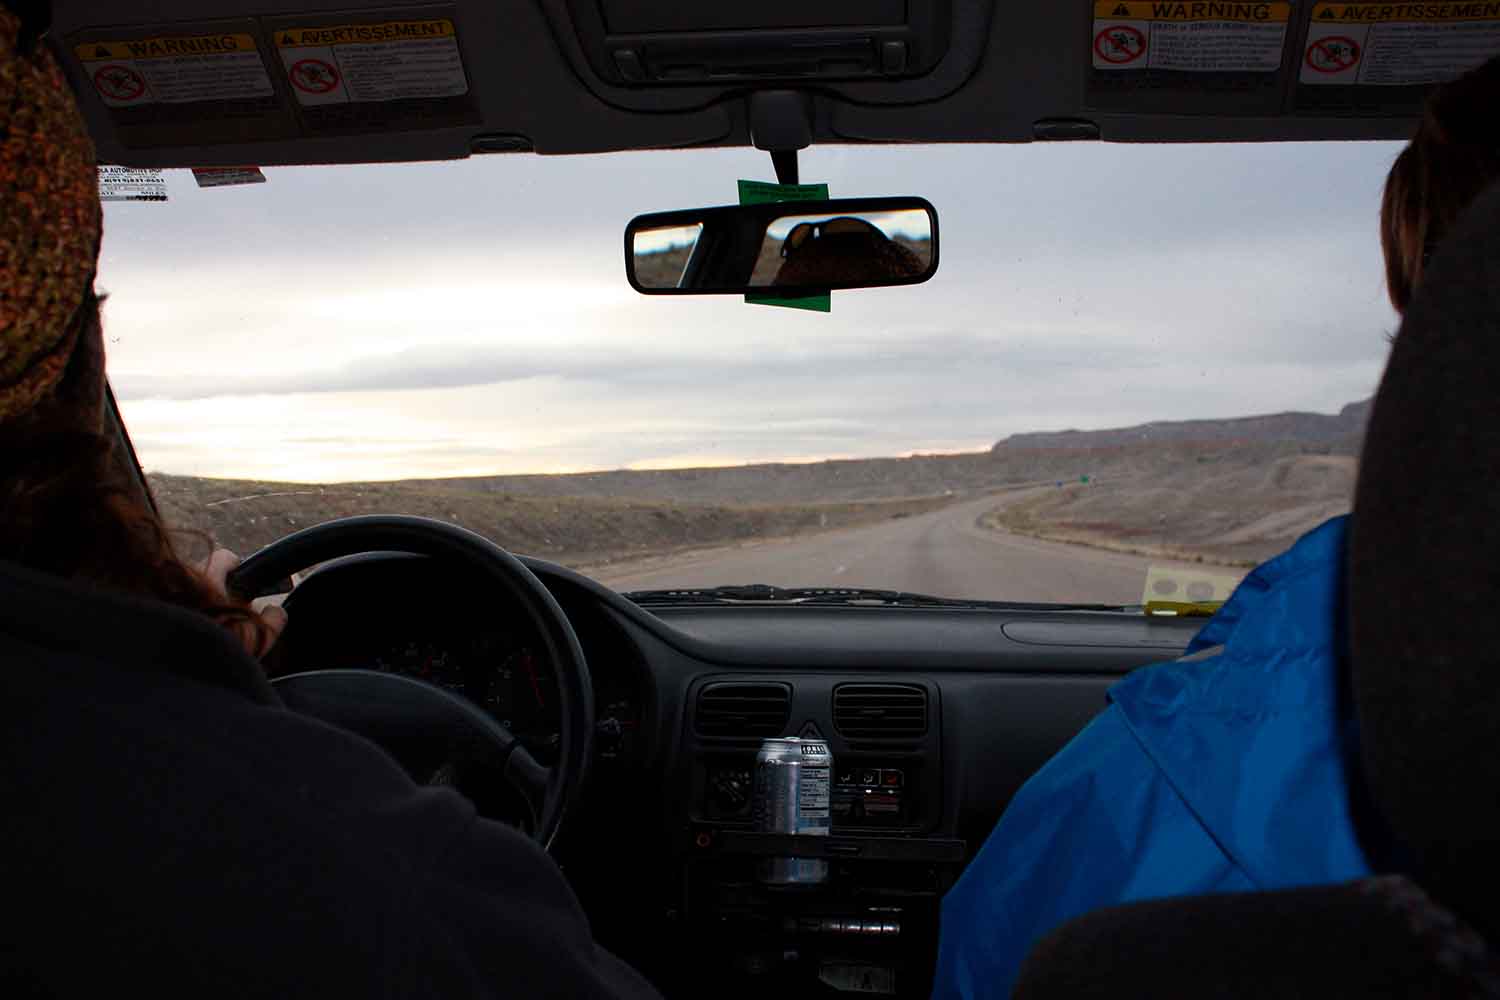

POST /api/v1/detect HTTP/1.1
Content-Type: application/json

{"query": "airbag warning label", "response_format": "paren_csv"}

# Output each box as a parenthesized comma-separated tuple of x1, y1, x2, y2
(1092, 1, 1293, 71)
(75, 33, 273, 107)
(274, 18, 468, 105)
(1301, 2, 1500, 83)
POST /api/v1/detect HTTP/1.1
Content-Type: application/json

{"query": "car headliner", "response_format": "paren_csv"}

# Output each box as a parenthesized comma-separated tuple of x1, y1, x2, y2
(59, 0, 1426, 169)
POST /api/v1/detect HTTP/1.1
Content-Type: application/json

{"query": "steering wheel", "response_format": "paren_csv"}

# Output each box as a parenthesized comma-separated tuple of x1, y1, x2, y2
(229, 515, 593, 851)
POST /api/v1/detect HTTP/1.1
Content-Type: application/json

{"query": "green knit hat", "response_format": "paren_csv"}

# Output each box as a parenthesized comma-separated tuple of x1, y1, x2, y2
(0, 6, 101, 422)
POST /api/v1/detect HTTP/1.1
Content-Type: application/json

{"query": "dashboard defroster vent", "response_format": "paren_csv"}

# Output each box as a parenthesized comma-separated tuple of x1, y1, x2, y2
(696, 682, 791, 738)
(833, 683, 927, 740)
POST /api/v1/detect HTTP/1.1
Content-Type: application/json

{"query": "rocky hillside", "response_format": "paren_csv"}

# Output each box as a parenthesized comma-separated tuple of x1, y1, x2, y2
(991, 452, 1358, 566)
(382, 400, 1373, 507)
(995, 399, 1371, 453)
(149, 474, 955, 569)
(150, 399, 1374, 569)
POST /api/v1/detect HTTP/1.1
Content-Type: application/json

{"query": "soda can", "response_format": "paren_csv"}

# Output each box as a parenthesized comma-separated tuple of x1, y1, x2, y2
(752, 737, 832, 885)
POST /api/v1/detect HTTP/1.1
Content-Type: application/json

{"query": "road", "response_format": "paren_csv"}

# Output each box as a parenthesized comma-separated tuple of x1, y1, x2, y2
(592, 492, 1232, 605)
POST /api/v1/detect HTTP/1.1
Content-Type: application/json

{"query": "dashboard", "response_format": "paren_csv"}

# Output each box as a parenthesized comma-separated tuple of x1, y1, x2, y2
(271, 555, 645, 766)
(368, 633, 558, 744)
(274, 551, 1201, 999)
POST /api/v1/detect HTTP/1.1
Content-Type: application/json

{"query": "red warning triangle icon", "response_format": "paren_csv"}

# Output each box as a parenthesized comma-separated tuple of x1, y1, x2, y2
(1113, 3, 1131, 14)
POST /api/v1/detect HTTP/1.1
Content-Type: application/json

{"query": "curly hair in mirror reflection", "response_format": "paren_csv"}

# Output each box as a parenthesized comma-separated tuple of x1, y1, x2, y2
(772, 218, 926, 287)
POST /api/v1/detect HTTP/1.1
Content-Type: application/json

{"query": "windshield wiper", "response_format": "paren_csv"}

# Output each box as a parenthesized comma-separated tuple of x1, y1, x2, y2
(622, 584, 1135, 612)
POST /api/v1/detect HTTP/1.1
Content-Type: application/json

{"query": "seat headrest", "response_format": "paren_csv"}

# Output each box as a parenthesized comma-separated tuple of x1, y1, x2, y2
(1012, 878, 1496, 998)
(1350, 177, 1500, 942)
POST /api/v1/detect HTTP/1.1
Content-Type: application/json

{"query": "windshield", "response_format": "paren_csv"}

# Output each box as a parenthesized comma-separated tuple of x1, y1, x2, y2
(100, 142, 1401, 605)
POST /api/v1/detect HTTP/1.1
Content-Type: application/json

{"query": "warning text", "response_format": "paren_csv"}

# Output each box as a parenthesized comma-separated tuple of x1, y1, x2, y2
(276, 20, 456, 48)
(1096, 1, 1292, 20)
(1313, 2, 1500, 20)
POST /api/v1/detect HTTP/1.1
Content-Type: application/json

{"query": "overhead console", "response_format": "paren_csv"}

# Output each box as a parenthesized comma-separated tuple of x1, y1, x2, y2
(536, 0, 992, 111)
(562, 0, 950, 86)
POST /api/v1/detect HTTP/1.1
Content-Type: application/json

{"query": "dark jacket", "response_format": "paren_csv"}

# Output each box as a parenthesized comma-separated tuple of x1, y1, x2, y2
(0, 559, 661, 999)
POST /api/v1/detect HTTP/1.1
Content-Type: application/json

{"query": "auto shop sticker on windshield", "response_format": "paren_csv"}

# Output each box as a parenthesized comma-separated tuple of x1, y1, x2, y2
(191, 166, 267, 188)
(1299, 3, 1500, 85)
(1141, 564, 1243, 614)
(74, 33, 274, 108)
(1091, 1, 1294, 72)
(98, 166, 168, 202)
(273, 18, 468, 106)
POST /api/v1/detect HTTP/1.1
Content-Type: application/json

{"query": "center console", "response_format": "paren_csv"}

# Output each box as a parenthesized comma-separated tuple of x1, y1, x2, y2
(675, 675, 960, 997)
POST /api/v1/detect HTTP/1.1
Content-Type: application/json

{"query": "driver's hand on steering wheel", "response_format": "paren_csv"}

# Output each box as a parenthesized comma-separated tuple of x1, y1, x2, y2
(201, 548, 288, 659)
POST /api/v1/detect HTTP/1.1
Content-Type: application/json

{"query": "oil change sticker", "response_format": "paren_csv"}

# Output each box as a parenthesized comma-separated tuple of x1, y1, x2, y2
(75, 33, 273, 107)
(1092, 1, 1294, 71)
(1300, 2, 1500, 84)
(98, 166, 167, 202)
(274, 18, 468, 106)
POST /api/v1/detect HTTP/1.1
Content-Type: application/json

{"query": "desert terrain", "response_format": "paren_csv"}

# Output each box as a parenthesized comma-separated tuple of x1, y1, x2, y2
(152, 399, 1368, 594)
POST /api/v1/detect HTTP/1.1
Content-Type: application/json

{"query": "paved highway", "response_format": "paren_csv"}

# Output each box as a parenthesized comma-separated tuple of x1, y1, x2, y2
(592, 492, 1232, 605)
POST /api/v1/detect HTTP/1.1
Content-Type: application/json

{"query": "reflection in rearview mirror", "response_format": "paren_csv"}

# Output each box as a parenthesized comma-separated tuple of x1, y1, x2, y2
(632, 223, 704, 291)
(752, 210, 932, 287)
(626, 197, 938, 295)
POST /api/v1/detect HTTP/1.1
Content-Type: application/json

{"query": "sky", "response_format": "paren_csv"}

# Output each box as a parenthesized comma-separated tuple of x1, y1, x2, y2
(99, 140, 1404, 483)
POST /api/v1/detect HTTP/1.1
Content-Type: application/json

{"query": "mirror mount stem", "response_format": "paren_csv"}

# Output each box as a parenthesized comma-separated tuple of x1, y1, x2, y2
(748, 91, 811, 186)
(771, 150, 798, 185)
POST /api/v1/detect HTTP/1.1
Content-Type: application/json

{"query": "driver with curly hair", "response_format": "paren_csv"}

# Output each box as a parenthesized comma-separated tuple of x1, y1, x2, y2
(0, 7, 661, 997)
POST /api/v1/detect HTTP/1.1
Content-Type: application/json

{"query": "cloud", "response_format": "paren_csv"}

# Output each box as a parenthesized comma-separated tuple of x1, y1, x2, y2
(111, 292, 1388, 401)
(108, 327, 1182, 401)
(101, 140, 1404, 481)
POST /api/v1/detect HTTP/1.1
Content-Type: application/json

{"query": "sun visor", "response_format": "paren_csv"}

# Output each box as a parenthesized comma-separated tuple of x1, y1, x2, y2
(52, 1, 737, 165)
(563, 0, 952, 86)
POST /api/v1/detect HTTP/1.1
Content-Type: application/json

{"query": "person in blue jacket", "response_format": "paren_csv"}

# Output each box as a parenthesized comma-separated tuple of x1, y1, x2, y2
(934, 517, 1369, 999)
(931, 54, 1500, 1000)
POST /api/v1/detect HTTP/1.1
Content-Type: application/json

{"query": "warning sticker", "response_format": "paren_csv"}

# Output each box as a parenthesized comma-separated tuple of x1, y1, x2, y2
(273, 19, 468, 106)
(1091, 1, 1294, 72)
(75, 33, 273, 107)
(192, 166, 267, 188)
(98, 166, 168, 202)
(1300, 2, 1500, 84)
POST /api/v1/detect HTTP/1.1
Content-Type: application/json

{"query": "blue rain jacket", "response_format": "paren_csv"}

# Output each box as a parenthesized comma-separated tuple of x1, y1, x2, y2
(932, 515, 1372, 1000)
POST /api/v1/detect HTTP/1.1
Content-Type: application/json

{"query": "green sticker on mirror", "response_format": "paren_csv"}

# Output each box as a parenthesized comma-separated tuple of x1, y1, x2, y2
(739, 180, 832, 313)
(737, 180, 829, 205)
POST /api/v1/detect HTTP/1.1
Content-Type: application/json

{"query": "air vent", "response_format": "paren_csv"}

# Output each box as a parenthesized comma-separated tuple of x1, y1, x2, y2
(696, 683, 791, 738)
(833, 683, 927, 740)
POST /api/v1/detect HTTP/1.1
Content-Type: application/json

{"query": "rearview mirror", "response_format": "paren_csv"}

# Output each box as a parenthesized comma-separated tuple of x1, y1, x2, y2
(626, 197, 938, 295)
